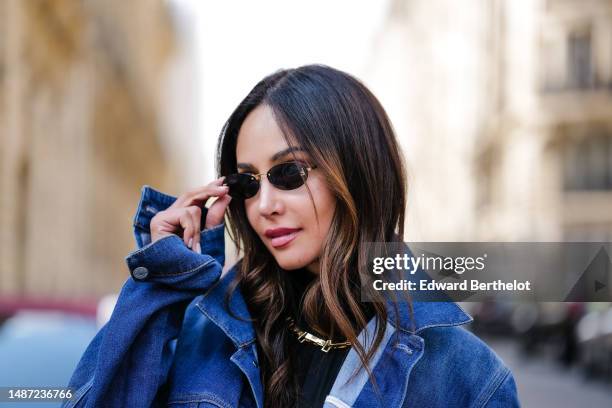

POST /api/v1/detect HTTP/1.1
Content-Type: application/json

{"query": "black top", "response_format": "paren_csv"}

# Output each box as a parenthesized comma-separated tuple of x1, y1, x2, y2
(286, 269, 375, 408)
(293, 335, 350, 408)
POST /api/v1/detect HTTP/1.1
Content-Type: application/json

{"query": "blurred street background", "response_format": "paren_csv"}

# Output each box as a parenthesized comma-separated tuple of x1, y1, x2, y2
(1, 0, 612, 406)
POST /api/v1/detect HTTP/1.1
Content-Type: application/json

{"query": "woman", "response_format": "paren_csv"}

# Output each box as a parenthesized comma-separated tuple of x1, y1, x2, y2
(64, 65, 519, 407)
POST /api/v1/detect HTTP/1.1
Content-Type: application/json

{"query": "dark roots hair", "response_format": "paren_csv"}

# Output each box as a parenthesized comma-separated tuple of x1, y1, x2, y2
(216, 64, 410, 407)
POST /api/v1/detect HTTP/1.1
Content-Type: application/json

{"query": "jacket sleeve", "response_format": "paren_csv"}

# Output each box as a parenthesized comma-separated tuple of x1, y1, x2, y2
(483, 368, 521, 407)
(62, 186, 226, 408)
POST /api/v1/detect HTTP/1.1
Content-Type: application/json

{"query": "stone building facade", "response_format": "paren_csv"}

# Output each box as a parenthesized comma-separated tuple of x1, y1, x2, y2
(0, 0, 186, 299)
(367, 0, 612, 242)
(477, 0, 612, 241)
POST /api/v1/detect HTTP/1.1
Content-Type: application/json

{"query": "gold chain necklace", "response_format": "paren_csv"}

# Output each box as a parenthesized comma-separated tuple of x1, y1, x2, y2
(286, 316, 352, 352)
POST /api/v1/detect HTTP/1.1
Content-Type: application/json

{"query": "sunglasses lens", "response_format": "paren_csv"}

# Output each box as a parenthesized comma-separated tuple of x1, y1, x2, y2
(269, 162, 306, 190)
(226, 162, 310, 199)
(226, 173, 259, 199)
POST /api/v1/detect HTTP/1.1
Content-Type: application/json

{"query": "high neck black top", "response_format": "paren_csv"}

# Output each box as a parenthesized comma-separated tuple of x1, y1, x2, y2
(286, 268, 375, 408)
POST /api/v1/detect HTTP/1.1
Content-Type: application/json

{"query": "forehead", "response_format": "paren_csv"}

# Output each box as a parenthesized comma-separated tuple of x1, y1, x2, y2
(236, 104, 296, 165)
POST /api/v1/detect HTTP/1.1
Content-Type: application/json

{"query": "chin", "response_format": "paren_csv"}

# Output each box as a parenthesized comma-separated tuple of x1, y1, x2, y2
(275, 258, 308, 271)
(272, 251, 313, 271)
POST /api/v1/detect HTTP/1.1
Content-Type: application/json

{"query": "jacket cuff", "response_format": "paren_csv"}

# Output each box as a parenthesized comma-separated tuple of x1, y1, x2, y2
(201, 223, 225, 266)
(130, 185, 226, 266)
(125, 234, 219, 284)
(132, 185, 213, 248)
(132, 185, 178, 249)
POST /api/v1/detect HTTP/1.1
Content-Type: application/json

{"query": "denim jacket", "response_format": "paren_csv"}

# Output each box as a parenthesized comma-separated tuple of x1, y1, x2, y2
(63, 186, 520, 408)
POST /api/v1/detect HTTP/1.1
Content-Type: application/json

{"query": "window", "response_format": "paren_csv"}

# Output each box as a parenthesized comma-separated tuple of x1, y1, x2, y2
(567, 30, 593, 89)
(563, 134, 612, 190)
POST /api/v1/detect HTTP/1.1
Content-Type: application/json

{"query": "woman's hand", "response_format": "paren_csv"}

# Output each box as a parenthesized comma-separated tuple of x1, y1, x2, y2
(150, 177, 232, 253)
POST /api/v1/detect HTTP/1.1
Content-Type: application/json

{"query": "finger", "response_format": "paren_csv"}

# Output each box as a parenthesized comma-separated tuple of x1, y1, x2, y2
(179, 211, 194, 248)
(205, 193, 232, 229)
(172, 177, 228, 209)
(150, 209, 181, 242)
(187, 206, 202, 252)
(182, 185, 229, 209)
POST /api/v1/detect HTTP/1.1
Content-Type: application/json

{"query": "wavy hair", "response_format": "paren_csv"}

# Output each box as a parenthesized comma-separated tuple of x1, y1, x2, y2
(216, 64, 410, 407)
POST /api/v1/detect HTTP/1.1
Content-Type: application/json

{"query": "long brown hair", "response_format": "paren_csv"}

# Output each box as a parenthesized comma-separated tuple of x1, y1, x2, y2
(216, 64, 410, 407)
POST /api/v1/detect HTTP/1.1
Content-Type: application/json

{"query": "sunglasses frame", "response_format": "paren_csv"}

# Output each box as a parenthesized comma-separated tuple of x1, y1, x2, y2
(226, 161, 318, 199)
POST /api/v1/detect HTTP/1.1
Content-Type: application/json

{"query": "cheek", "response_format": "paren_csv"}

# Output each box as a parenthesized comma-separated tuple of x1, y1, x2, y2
(306, 186, 336, 240)
(240, 183, 336, 270)
(244, 202, 260, 232)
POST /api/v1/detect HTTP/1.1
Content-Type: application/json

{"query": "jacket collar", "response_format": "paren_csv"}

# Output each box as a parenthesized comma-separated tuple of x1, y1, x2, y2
(196, 265, 473, 349)
(195, 266, 256, 348)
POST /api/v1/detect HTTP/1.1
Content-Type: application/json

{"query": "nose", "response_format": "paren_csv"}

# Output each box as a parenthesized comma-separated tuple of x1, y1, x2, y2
(257, 177, 284, 217)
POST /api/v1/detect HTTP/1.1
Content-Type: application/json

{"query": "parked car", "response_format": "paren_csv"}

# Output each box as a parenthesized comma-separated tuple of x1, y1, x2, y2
(576, 303, 612, 381)
(0, 298, 103, 407)
(0, 310, 98, 383)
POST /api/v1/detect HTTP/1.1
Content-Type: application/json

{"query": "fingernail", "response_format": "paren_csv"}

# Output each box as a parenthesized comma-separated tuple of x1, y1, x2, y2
(188, 238, 193, 248)
(196, 242, 201, 254)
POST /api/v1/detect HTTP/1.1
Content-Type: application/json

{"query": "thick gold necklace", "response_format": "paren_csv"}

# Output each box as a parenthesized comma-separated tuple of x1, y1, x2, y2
(286, 316, 352, 352)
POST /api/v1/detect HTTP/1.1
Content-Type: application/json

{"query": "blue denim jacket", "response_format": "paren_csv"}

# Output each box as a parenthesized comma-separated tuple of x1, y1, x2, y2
(63, 186, 520, 408)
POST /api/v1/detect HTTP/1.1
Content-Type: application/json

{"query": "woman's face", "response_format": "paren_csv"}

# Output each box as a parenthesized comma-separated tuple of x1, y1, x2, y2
(235, 104, 336, 274)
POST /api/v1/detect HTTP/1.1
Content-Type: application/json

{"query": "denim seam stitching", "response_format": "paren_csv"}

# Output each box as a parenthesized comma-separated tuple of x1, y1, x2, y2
(147, 258, 216, 277)
(168, 391, 233, 408)
(412, 317, 474, 334)
(454, 302, 475, 323)
(63, 376, 94, 408)
(397, 346, 424, 408)
(475, 365, 510, 408)
(195, 302, 255, 348)
(125, 234, 177, 258)
(394, 343, 414, 355)
(132, 185, 178, 229)
(202, 223, 224, 234)
(125, 236, 216, 277)
(132, 185, 149, 230)
(391, 302, 474, 334)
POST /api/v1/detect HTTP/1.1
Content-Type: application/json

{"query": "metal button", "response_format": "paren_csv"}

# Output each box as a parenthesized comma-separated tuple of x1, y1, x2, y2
(132, 266, 149, 280)
(252, 360, 258, 368)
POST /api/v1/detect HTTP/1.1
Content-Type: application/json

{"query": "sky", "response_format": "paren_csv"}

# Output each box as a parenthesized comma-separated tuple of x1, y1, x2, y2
(165, 0, 391, 183)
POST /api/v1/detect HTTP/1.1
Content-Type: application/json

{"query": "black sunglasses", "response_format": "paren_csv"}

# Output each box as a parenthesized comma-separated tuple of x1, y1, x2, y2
(225, 161, 317, 199)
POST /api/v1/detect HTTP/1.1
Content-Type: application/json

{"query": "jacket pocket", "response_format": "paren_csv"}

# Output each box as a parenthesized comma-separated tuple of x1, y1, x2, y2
(167, 392, 234, 408)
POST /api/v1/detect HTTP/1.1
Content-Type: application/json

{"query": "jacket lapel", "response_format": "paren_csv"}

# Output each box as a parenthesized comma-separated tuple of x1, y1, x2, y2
(196, 266, 473, 408)
(196, 268, 264, 408)
(329, 301, 472, 408)
(196, 268, 256, 347)
(323, 318, 402, 407)
(230, 343, 264, 408)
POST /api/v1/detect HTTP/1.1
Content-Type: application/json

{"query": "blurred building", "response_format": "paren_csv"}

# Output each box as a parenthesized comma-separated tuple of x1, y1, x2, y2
(0, 0, 194, 299)
(367, 0, 612, 242)
(366, 0, 491, 241)
(478, 0, 612, 241)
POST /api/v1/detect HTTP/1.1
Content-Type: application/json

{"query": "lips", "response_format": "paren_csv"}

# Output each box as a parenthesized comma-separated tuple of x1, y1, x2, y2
(264, 227, 301, 238)
(264, 227, 301, 248)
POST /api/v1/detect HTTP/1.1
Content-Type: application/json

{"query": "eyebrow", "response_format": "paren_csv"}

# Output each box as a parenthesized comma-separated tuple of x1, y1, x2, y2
(237, 146, 305, 170)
